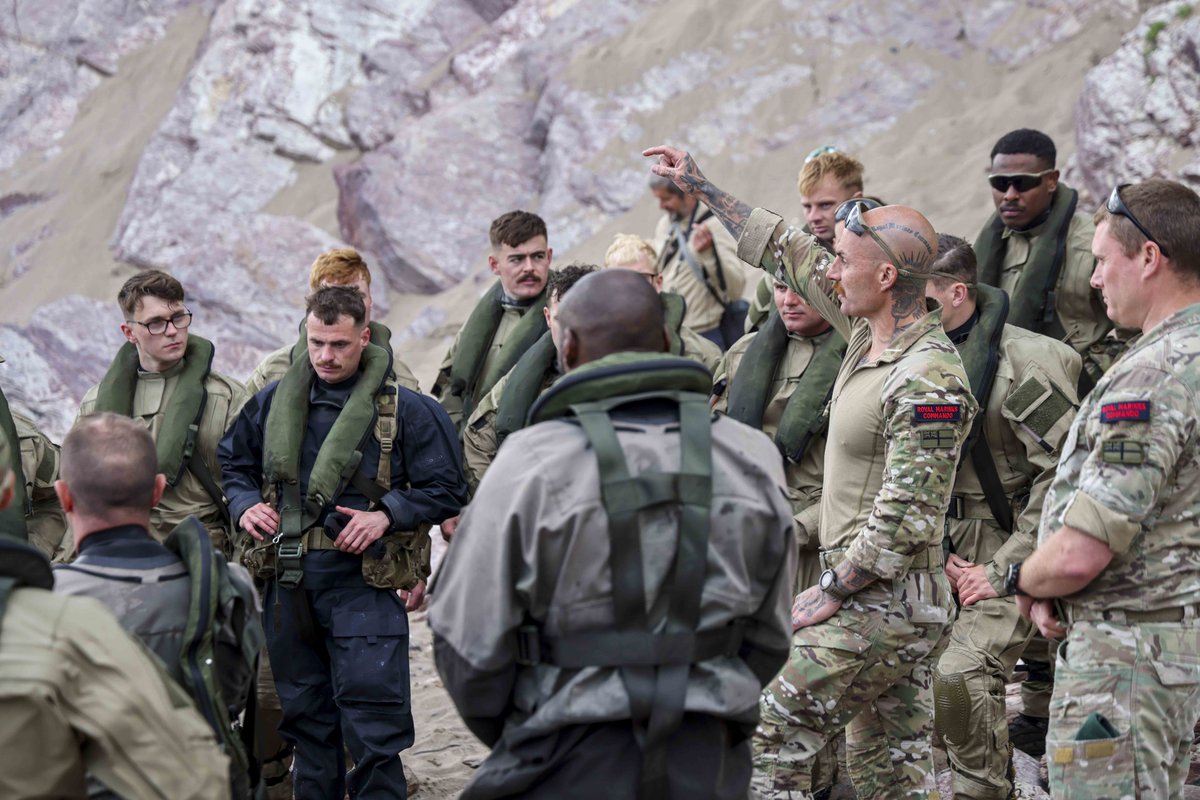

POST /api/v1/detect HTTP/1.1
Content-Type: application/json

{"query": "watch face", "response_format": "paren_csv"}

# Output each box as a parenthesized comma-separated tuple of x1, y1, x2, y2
(819, 569, 834, 591)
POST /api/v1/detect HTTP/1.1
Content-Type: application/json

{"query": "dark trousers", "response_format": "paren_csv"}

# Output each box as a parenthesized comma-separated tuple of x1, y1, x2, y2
(698, 325, 727, 351)
(264, 551, 413, 800)
(466, 712, 752, 800)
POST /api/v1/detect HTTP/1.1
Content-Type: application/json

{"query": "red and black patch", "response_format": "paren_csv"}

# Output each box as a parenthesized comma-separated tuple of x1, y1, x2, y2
(913, 404, 962, 423)
(1100, 401, 1151, 424)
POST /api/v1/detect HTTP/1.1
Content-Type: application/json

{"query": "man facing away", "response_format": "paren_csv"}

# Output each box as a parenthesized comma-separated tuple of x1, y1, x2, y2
(430, 269, 796, 799)
(0, 426, 231, 799)
(922, 234, 1080, 800)
(432, 210, 554, 429)
(1013, 179, 1200, 799)
(220, 286, 468, 799)
(54, 413, 264, 798)
(644, 143, 975, 798)
(78, 270, 248, 553)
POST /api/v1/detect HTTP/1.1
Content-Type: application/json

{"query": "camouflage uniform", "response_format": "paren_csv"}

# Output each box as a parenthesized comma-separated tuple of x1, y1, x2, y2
(653, 204, 748, 334)
(714, 327, 838, 792)
(934, 318, 1081, 800)
(737, 208, 976, 798)
(1037, 302, 1200, 799)
(11, 411, 68, 561)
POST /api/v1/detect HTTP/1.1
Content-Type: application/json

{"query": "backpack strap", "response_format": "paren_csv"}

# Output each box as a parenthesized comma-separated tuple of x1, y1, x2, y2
(374, 377, 399, 492)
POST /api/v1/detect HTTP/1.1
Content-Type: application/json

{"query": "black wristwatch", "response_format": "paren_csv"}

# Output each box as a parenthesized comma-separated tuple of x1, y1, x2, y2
(1004, 561, 1027, 597)
(819, 568, 851, 601)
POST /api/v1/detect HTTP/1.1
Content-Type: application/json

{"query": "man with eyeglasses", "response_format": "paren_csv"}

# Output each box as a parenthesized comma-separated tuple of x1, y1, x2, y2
(974, 129, 1115, 395)
(644, 144, 976, 799)
(76, 270, 248, 553)
(1009, 178, 1200, 799)
(922, 234, 1081, 800)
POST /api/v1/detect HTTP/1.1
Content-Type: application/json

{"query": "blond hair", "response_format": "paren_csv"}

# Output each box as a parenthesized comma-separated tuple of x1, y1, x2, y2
(604, 234, 659, 273)
(308, 248, 371, 291)
(797, 151, 864, 197)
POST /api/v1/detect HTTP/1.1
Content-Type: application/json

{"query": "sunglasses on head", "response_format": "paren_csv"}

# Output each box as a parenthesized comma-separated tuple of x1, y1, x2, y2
(987, 169, 1055, 193)
(843, 201, 916, 276)
(1107, 184, 1169, 258)
(834, 197, 883, 225)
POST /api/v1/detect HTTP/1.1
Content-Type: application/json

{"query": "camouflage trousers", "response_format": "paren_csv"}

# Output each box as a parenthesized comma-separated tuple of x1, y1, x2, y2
(1047, 619, 1200, 799)
(1017, 633, 1056, 717)
(752, 571, 953, 799)
(934, 595, 1034, 799)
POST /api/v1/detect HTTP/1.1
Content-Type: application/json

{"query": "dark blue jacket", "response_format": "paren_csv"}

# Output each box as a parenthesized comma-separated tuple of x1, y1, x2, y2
(218, 374, 468, 539)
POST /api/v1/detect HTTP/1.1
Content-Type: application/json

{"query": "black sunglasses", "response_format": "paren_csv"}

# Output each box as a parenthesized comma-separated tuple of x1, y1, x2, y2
(987, 169, 1055, 193)
(1107, 185, 1169, 258)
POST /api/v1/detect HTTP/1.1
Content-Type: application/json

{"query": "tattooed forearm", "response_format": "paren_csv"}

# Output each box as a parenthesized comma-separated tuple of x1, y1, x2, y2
(835, 561, 879, 593)
(699, 183, 753, 240)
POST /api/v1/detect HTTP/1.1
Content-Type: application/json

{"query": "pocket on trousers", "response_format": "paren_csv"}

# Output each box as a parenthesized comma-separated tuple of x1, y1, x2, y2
(329, 606, 410, 707)
(1045, 725, 1135, 799)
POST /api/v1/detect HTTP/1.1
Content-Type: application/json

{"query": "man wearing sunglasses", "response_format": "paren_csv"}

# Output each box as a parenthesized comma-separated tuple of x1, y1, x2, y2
(76, 270, 247, 553)
(645, 144, 976, 799)
(1010, 178, 1200, 799)
(923, 234, 1081, 800)
(974, 129, 1115, 395)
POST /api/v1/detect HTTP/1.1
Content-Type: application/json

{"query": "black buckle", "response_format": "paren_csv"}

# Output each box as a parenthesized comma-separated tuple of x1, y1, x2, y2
(515, 624, 541, 666)
(276, 540, 305, 589)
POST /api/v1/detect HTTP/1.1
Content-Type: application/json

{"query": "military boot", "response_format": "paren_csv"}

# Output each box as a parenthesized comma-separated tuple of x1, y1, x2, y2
(1008, 713, 1049, 759)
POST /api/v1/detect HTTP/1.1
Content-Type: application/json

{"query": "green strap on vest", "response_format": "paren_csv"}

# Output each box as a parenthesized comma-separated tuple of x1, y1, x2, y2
(726, 312, 846, 463)
(974, 186, 1078, 340)
(93, 335, 215, 487)
(448, 282, 548, 428)
(660, 291, 687, 356)
(263, 343, 393, 588)
(0, 389, 29, 539)
(954, 285, 1014, 533)
(525, 352, 729, 800)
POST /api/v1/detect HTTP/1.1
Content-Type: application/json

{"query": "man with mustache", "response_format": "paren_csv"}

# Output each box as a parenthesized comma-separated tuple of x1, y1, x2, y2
(432, 210, 554, 431)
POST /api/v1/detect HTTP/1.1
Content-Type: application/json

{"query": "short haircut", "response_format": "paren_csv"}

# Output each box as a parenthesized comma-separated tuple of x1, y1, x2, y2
(798, 151, 865, 197)
(1094, 179, 1200, 283)
(930, 233, 979, 300)
(489, 211, 548, 250)
(305, 285, 366, 327)
(118, 270, 185, 318)
(547, 264, 598, 302)
(990, 128, 1057, 168)
(309, 248, 371, 291)
(604, 234, 659, 272)
(62, 413, 158, 516)
(649, 175, 684, 197)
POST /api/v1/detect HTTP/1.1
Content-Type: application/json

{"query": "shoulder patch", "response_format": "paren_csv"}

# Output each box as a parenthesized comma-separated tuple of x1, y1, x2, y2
(919, 428, 958, 449)
(913, 404, 962, 423)
(1102, 440, 1147, 465)
(1100, 401, 1151, 424)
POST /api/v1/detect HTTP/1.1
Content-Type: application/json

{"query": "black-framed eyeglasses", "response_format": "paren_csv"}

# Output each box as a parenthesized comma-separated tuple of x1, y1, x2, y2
(843, 201, 905, 269)
(1107, 184, 1169, 258)
(127, 310, 192, 335)
(987, 169, 1055, 193)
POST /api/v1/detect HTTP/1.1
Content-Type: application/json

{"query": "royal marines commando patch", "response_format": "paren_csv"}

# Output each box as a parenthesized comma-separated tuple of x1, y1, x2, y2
(1100, 400, 1151, 423)
(913, 403, 962, 423)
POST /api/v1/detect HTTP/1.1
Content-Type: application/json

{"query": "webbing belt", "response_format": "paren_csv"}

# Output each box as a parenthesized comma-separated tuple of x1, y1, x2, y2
(515, 621, 745, 669)
(570, 392, 713, 800)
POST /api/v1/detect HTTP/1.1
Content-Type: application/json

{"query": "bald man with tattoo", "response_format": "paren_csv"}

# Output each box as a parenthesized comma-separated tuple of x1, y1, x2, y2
(646, 145, 977, 799)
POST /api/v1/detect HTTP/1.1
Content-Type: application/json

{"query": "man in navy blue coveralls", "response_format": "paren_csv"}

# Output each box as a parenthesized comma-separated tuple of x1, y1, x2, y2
(220, 286, 467, 798)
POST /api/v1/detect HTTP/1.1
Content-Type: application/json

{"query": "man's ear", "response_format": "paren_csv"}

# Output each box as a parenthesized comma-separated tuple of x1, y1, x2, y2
(361, 324, 371, 347)
(1046, 169, 1061, 194)
(54, 479, 72, 514)
(543, 306, 551, 325)
(878, 262, 898, 292)
(953, 282, 969, 308)
(151, 474, 167, 508)
(120, 323, 137, 344)
(559, 328, 580, 372)
(488, 254, 500, 276)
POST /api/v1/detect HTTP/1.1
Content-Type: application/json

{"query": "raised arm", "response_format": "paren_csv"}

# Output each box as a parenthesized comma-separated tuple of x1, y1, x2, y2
(644, 145, 753, 240)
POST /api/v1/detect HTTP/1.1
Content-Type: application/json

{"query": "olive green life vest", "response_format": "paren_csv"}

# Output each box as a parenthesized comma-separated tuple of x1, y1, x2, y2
(493, 293, 694, 447)
(726, 312, 846, 463)
(94, 336, 215, 487)
(952, 285, 1013, 533)
(446, 282, 548, 428)
(527, 351, 734, 800)
(0, 389, 28, 540)
(974, 186, 1078, 340)
(263, 343, 395, 588)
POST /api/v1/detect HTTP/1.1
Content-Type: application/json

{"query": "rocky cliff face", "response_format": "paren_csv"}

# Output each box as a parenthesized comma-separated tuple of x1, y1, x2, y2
(1, 0, 1184, 439)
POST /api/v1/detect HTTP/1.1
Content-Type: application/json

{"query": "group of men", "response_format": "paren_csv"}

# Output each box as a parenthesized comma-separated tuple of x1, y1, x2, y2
(0, 122, 1197, 800)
